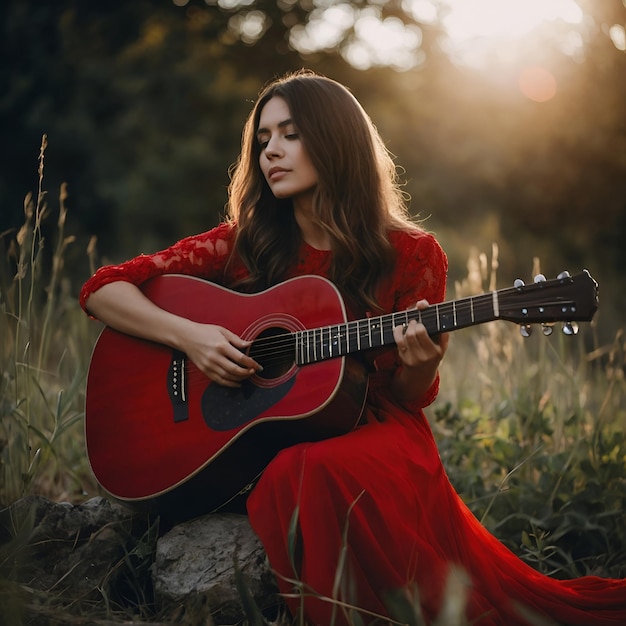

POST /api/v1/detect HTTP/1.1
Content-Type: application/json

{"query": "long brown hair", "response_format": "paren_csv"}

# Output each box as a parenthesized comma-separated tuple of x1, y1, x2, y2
(227, 69, 419, 312)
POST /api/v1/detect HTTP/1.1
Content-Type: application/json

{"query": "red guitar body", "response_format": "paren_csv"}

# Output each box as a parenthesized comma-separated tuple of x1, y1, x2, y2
(85, 275, 368, 520)
(85, 268, 598, 521)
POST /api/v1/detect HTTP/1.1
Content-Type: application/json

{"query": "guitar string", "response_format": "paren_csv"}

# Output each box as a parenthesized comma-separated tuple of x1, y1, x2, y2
(196, 291, 575, 367)
(158, 275, 581, 389)
(173, 290, 575, 385)
(245, 280, 577, 356)
(233, 290, 573, 362)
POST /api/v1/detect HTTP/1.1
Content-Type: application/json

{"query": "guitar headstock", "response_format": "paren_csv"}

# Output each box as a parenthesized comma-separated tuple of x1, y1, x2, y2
(498, 270, 598, 337)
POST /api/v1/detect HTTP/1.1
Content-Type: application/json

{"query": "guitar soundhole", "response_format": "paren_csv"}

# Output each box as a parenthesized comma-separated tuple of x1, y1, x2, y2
(249, 326, 295, 380)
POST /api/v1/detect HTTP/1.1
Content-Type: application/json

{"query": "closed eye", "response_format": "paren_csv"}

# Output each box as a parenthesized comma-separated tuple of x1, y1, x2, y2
(257, 132, 299, 149)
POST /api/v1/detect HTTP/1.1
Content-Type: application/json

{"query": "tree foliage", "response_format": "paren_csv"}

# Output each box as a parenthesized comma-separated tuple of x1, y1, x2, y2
(1, 0, 624, 325)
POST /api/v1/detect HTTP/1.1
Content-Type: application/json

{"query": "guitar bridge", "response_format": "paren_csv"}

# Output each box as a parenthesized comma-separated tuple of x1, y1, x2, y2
(168, 351, 189, 422)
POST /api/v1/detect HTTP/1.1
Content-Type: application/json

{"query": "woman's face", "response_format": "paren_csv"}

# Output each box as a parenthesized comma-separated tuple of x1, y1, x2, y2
(257, 96, 318, 205)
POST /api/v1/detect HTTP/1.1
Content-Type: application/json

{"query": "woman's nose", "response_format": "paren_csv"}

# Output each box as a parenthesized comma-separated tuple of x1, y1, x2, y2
(264, 136, 282, 157)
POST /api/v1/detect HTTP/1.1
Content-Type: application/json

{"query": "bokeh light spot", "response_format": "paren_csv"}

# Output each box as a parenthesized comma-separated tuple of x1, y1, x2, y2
(518, 66, 557, 102)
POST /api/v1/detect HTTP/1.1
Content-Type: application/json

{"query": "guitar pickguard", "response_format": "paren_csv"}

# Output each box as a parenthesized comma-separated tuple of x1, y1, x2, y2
(201, 375, 296, 431)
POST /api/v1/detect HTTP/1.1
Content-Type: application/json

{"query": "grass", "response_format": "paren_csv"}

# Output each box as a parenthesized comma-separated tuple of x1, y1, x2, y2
(0, 139, 625, 623)
(0, 136, 99, 508)
(433, 245, 626, 580)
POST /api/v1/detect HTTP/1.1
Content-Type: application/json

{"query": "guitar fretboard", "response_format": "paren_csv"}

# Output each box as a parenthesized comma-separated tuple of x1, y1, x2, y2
(294, 291, 500, 366)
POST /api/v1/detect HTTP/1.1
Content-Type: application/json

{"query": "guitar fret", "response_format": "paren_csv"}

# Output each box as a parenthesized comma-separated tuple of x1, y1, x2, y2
(296, 331, 305, 364)
(330, 324, 341, 356)
(392, 312, 402, 334)
(382, 316, 392, 345)
(305, 330, 311, 365)
(295, 332, 299, 364)
(368, 319, 381, 348)
(340, 323, 348, 355)
(454, 298, 474, 329)
(332, 325, 339, 355)
(316, 327, 321, 359)
(438, 303, 456, 331)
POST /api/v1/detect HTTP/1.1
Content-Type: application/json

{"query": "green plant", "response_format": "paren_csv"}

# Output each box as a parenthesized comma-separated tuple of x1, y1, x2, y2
(0, 135, 97, 507)
(432, 247, 626, 580)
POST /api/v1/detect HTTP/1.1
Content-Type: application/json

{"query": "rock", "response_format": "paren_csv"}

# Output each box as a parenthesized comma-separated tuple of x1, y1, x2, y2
(153, 512, 280, 624)
(0, 495, 139, 598)
(0, 497, 282, 624)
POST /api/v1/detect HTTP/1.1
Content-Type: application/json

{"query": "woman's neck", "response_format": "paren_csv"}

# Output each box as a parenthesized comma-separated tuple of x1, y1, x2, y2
(294, 200, 331, 251)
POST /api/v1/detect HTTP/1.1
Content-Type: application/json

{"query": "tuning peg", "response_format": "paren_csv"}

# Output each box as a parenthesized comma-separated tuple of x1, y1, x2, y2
(534, 274, 547, 283)
(557, 270, 571, 280)
(520, 324, 532, 337)
(541, 323, 554, 336)
(514, 278, 525, 288)
(562, 321, 579, 336)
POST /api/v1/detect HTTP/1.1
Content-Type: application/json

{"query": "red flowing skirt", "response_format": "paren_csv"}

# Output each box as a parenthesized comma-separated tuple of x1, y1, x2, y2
(247, 394, 626, 625)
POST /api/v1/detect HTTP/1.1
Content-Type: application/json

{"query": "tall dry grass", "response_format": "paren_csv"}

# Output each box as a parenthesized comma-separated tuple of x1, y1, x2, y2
(0, 135, 99, 507)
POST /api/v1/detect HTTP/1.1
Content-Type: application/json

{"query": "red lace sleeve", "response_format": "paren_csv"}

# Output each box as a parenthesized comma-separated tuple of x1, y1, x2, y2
(374, 229, 448, 410)
(391, 229, 448, 314)
(80, 222, 238, 318)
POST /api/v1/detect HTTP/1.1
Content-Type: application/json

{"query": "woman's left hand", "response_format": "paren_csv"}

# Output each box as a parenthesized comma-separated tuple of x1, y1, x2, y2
(392, 299, 449, 370)
(391, 299, 449, 404)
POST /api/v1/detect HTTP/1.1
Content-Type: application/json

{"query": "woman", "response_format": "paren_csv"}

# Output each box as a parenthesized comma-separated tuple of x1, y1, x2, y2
(81, 70, 625, 625)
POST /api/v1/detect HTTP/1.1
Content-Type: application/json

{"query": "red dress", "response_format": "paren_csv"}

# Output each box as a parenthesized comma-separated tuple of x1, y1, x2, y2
(81, 222, 626, 625)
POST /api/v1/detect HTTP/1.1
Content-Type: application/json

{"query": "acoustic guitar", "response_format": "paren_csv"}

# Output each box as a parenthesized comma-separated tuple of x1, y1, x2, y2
(85, 270, 598, 521)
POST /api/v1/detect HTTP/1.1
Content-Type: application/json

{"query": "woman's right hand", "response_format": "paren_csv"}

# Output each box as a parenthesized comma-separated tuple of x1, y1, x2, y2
(86, 281, 261, 388)
(177, 321, 262, 388)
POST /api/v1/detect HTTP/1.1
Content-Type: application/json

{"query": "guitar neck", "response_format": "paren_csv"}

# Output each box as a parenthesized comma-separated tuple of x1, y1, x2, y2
(295, 291, 499, 366)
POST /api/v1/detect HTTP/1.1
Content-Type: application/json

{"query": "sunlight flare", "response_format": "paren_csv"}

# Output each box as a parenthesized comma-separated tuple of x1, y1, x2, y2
(434, 0, 585, 72)
(518, 66, 558, 102)
(441, 0, 583, 43)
